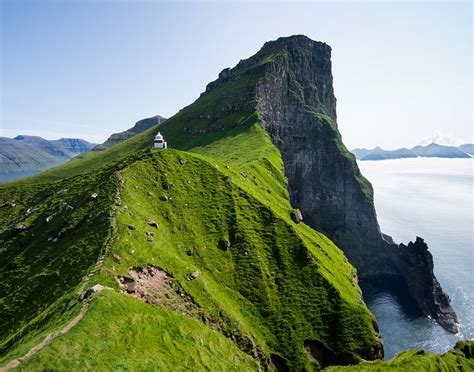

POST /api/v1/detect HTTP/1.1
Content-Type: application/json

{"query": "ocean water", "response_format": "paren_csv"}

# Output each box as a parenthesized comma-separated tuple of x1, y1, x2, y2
(0, 171, 39, 183)
(358, 158, 473, 359)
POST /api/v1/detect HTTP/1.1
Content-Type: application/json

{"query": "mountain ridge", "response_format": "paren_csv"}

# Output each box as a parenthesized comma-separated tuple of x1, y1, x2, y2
(0, 135, 95, 177)
(352, 142, 472, 161)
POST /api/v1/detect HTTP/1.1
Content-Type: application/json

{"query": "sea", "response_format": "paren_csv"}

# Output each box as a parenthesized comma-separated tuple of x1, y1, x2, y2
(0, 171, 39, 183)
(358, 158, 473, 359)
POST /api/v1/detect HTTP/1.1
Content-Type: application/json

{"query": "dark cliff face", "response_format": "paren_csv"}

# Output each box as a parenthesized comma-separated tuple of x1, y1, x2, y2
(252, 35, 458, 333)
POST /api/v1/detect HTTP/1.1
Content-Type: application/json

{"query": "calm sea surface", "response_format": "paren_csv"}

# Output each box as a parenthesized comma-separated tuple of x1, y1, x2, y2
(358, 158, 473, 359)
(0, 171, 39, 183)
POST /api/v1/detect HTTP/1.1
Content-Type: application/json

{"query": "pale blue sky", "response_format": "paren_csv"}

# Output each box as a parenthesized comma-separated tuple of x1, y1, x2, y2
(1, 1, 472, 149)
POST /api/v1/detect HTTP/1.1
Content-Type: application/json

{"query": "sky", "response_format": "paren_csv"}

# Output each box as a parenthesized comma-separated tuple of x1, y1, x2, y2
(0, 0, 472, 149)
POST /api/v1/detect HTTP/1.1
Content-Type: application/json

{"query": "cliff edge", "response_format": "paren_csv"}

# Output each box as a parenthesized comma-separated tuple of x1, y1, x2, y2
(249, 35, 457, 333)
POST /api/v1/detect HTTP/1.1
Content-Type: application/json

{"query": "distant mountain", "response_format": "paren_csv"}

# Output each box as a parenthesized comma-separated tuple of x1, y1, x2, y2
(459, 144, 474, 155)
(92, 115, 166, 151)
(352, 143, 472, 160)
(0, 135, 94, 179)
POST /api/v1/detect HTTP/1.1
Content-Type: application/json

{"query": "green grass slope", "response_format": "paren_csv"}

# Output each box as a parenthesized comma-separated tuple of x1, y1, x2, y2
(325, 341, 474, 371)
(19, 290, 256, 371)
(9, 144, 382, 369)
(0, 168, 119, 361)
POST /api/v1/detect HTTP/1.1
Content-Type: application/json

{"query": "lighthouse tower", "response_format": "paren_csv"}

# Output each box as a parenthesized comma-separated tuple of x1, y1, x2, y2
(153, 132, 167, 149)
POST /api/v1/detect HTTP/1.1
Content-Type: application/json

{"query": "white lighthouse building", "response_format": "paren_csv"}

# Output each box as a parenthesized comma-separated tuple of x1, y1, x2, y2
(153, 132, 167, 149)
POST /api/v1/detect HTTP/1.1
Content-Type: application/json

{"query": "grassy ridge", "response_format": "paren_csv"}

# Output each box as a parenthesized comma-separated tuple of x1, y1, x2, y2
(0, 169, 120, 361)
(34, 147, 379, 370)
(19, 291, 257, 371)
(326, 341, 474, 371)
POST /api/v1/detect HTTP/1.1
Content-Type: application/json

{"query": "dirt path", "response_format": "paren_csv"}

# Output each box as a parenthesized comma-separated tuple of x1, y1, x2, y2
(0, 303, 90, 371)
(1, 172, 123, 371)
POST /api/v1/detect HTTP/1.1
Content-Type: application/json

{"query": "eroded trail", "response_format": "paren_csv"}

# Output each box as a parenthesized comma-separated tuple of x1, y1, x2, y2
(1, 172, 123, 371)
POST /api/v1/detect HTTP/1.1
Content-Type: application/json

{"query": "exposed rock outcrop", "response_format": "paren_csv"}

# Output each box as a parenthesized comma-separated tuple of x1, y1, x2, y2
(250, 35, 457, 333)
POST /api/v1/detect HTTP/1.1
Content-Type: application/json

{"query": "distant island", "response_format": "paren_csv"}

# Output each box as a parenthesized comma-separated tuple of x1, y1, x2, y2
(352, 143, 473, 161)
(0, 136, 95, 182)
(0, 114, 166, 183)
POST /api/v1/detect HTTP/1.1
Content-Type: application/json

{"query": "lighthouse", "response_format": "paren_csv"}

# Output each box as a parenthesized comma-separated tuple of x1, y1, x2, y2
(153, 132, 167, 149)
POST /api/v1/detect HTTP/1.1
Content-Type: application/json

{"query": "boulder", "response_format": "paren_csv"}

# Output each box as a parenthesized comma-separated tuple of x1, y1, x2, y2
(147, 191, 154, 197)
(219, 240, 231, 250)
(128, 225, 136, 230)
(147, 220, 159, 229)
(162, 183, 172, 190)
(65, 205, 74, 212)
(82, 284, 105, 299)
(179, 158, 187, 165)
(187, 270, 200, 281)
(14, 223, 27, 231)
(160, 195, 169, 202)
(291, 209, 303, 224)
(90, 193, 98, 201)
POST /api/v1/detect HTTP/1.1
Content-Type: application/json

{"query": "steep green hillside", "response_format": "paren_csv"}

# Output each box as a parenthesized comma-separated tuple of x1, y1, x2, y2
(2, 145, 381, 370)
(326, 341, 474, 371)
(19, 291, 257, 371)
(0, 168, 119, 360)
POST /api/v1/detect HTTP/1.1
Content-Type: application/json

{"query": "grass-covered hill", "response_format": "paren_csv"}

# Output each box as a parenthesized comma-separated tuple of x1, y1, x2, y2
(0, 35, 472, 371)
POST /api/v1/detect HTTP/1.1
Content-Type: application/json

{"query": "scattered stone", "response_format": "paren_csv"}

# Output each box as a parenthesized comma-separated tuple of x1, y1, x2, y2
(128, 225, 136, 230)
(160, 195, 169, 202)
(14, 223, 27, 231)
(186, 249, 194, 256)
(0, 201, 13, 208)
(146, 237, 154, 242)
(47, 237, 53, 242)
(65, 205, 74, 212)
(179, 158, 187, 165)
(149, 231, 155, 236)
(82, 284, 105, 299)
(291, 209, 303, 224)
(46, 216, 53, 223)
(147, 191, 154, 197)
(219, 240, 231, 251)
(147, 220, 159, 229)
(90, 193, 98, 201)
(162, 183, 172, 190)
(52, 237, 59, 243)
(187, 270, 200, 281)
(120, 277, 136, 293)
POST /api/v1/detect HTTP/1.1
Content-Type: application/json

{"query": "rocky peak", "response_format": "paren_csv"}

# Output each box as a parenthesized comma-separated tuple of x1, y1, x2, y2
(254, 35, 458, 333)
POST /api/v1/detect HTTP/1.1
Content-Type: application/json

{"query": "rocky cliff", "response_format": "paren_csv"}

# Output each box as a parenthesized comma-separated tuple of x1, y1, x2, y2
(93, 115, 166, 151)
(249, 35, 458, 333)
